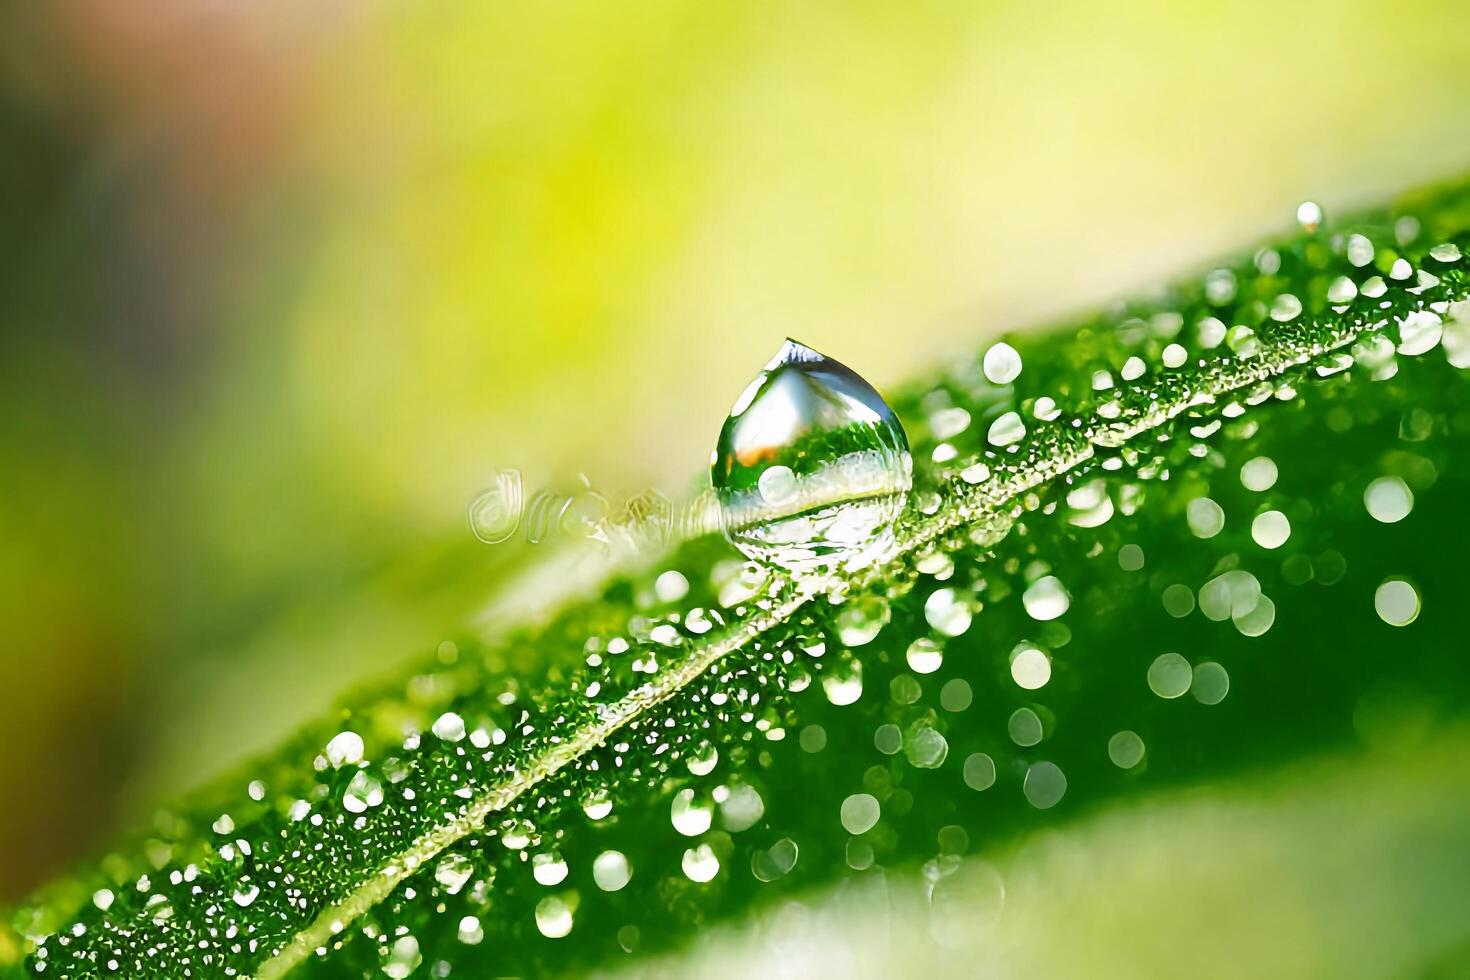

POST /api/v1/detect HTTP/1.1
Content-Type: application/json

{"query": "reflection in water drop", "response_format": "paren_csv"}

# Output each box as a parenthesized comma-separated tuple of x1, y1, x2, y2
(711, 339, 912, 574)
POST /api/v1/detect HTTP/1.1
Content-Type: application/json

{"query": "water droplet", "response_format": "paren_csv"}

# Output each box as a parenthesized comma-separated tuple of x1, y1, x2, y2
(342, 771, 383, 813)
(670, 788, 714, 836)
(1147, 653, 1192, 698)
(905, 726, 949, 769)
(535, 896, 575, 937)
(987, 411, 1027, 447)
(924, 588, 973, 635)
(963, 753, 997, 790)
(458, 915, 484, 945)
(593, 850, 632, 891)
(231, 884, 258, 908)
(1398, 312, 1443, 356)
(1375, 578, 1420, 626)
(1109, 730, 1146, 769)
(835, 597, 889, 645)
(532, 852, 569, 886)
(434, 853, 473, 894)
(1192, 662, 1231, 704)
(906, 638, 944, 674)
(1008, 707, 1044, 746)
(1346, 233, 1375, 267)
(711, 339, 912, 573)
(1365, 476, 1414, 523)
(582, 791, 613, 821)
(1023, 761, 1067, 809)
(686, 741, 719, 776)
(1240, 456, 1278, 492)
(324, 731, 364, 769)
(982, 342, 1023, 385)
(1251, 510, 1291, 549)
(1021, 576, 1070, 621)
(681, 844, 721, 882)
(1009, 642, 1052, 690)
(431, 712, 465, 743)
(1296, 200, 1323, 232)
(840, 793, 881, 834)
(822, 657, 864, 706)
(382, 936, 422, 978)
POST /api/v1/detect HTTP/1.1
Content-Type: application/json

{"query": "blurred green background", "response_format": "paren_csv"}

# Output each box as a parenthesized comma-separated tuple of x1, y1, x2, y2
(2, 0, 1469, 901)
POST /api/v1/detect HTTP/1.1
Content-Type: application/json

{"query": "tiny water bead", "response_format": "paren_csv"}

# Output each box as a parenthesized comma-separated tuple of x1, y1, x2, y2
(1147, 653, 1192, 699)
(1364, 476, 1414, 523)
(22, 185, 1470, 980)
(1108, 731, 1146, 769)
(1375, 579, 1421, 626)
(711, 338, 912, 574)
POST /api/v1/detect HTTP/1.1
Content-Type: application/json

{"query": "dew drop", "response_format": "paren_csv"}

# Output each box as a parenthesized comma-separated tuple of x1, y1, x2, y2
(963, 753, 997, 791)
(904, 727, 949, 769)
(434, 853, 473, 894)
(431, 712, 466, 743)
(840, 793, 881, 834)
(670, 789, 714, 836)
(906, 638, 944, 674)
(1192, 662, 1231, 704)
(458, 915, 484, 945)
(822, 657, 864, 706)
(1186, 497, 1225, 538)
(711, 339, 912, 573)
(1251, 510, 1291, 549)
(1009, 642, 1052, 690)
(1008, 707, 1044, 746)
(532, 852, 569, 886)
(982, 342, 1023, 385)
(987, 411, 1027, 447)
(1023, 761, 1067, 809)
(535, 896, 575, 937)
(382, 936, 422, 978)
(593, 850, 632, 891)
(1108, 730, 1145, 769)
(1375, 579, 1420, 626)
(1021, 576, 1070, 621)
(324, 731, 364, 769)
(1240, 456, 1278, 492)
(1147, 653, 1192, 698)
(681, 844, 721, 883)
(924, 588, 973, 635)
(1365, 476, 1414, 523)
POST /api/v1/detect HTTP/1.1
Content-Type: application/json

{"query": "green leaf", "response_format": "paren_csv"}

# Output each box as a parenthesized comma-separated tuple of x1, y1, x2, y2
(10, 178, 1470, 978)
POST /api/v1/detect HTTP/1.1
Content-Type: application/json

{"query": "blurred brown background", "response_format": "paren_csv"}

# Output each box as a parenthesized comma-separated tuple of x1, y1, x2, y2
(1, 0, 1468, 899)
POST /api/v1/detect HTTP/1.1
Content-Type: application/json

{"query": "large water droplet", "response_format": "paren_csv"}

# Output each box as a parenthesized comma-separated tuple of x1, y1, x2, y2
(712, 339, 911, 574)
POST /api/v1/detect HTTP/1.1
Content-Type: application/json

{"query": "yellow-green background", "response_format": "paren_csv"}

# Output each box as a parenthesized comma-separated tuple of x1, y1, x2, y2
(1, 0, 1467, 898)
